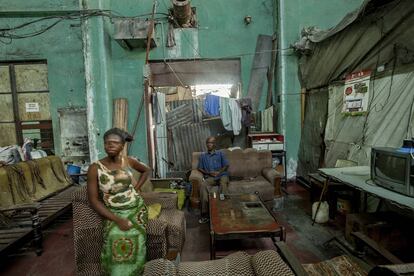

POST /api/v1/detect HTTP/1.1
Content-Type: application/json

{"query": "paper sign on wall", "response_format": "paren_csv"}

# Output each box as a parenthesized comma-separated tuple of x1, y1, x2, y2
(25, 102, 40, 113)
(342, 70, 371, 115)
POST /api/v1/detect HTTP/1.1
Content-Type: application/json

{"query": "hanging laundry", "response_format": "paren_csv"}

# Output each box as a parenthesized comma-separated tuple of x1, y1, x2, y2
(253, 111, 262, 131)
(229, 98, 242, 135)
(238, 98, 253, 127)
(262, 106, 274, 132)
(204, 94, 220, 116)
(219, 97, 232, 131)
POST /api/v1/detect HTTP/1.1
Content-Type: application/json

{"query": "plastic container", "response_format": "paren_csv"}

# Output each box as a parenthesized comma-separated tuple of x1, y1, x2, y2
(312, 201, 329, 224)
(67, 164, 81, 183)
(67, 164, 81, 175)
(272, 195, 284, 211)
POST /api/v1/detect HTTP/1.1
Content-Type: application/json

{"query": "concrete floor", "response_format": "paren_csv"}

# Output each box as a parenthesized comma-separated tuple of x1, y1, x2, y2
(0, 183, 347, 275)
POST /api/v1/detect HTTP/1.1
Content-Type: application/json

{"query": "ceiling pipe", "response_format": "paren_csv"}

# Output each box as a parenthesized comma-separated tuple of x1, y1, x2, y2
(172, 0, 192, 27)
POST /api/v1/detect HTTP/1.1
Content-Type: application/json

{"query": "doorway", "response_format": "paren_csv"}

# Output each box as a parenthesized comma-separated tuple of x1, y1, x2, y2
(147, 59, 242, 178)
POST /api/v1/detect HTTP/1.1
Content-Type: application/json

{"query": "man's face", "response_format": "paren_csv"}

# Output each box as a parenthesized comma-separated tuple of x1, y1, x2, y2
(206, 138, 216, 152)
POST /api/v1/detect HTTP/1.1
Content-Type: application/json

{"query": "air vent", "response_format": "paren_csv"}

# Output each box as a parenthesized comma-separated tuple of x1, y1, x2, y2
(113, 18, 157, 50)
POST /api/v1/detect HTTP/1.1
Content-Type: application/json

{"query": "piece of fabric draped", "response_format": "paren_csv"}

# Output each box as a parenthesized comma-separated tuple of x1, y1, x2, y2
(262, 106, 274, 132)
(219, 97, 232, 131)
(229, 98, 242, 135)
(204, 94, 220, 116)
(238, 98, 253, 127)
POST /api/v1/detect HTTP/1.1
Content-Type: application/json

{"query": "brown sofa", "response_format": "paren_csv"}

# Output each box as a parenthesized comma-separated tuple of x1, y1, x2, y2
(72, 185, 186, 276)
(189, 149, 282, 208)
(143, 249, 297, 276)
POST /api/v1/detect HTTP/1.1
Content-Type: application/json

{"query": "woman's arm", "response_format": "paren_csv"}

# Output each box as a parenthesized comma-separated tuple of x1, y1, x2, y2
(87, 164, 132, 231)
(128, 157, 152, 192)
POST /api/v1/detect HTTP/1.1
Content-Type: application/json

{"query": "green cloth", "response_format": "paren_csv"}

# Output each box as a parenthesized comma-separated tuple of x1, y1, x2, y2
(102, 200, 148, 276)
(153, 188, 186, 210)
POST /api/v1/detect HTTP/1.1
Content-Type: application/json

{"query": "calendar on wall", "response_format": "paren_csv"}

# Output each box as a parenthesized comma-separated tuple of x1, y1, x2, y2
(342, 70, 371, 115)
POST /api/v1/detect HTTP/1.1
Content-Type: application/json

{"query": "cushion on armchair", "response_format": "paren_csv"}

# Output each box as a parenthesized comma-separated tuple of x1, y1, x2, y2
(177, 251, 254, 276)
(148, 203, 162, 219)
(252, 250, 294, 276)
(228, 176, 275, 202)
(143, 259, 177, 276)
(154, 188, 186, 209)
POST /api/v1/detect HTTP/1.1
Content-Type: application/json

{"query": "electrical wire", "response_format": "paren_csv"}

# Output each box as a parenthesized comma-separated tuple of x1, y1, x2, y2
(0, 10, 169, 43)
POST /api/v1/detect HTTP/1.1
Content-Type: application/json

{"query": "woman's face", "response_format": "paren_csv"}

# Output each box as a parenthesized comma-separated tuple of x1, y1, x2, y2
(104, 134, 124, 157)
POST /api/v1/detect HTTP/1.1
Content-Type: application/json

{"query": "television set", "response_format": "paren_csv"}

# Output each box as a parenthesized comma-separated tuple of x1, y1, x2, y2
(371, 147, 414, 197)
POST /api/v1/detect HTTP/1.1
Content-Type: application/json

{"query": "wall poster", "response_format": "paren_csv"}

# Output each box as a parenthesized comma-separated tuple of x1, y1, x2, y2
(342, 70, 371, 115)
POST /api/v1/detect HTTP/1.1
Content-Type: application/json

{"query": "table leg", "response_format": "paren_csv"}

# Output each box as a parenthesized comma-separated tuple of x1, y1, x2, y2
(280, 226, 286, 242)
(31, 209, 43, 256)
(210, 230, 216, 260)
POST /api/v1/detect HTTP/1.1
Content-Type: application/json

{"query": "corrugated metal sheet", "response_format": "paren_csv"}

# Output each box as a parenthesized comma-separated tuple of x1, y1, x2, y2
(170, 119, 227, 171)
(166, 104, 193, 129)
(168, 99, 203, 123)
(171, 123, 209, 171)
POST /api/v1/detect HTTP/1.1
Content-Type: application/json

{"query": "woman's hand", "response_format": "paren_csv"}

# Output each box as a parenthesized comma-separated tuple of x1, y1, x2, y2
(116, 218, 133, 231)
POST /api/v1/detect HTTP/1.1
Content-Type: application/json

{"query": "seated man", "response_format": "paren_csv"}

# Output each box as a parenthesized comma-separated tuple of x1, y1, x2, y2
(198, 136, 229, 223)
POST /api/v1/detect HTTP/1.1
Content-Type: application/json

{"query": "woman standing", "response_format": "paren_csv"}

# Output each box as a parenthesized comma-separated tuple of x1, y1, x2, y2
(87, 128, 151, 275)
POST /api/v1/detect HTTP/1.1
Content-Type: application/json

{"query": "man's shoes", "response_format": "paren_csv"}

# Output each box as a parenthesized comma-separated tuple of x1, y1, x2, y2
(198, 217, 209, 224)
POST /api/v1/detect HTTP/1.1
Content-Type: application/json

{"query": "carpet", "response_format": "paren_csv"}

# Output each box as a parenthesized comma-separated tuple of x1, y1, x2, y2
(303, 255, 367, 276)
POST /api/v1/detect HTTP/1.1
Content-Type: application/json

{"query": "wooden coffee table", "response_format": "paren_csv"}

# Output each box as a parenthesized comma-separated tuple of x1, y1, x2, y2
(209, 193, 285, 259)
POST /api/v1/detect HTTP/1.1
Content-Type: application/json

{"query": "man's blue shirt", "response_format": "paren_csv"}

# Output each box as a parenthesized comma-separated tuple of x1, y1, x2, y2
(198, 150, 229, 180)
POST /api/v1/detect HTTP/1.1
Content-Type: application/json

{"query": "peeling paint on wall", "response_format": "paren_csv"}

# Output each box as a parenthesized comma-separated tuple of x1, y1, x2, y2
(81, 12, 99, 162)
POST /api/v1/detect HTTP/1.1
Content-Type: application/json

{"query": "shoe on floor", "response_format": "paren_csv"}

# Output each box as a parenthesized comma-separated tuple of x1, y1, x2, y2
(198, 217, 209, 224)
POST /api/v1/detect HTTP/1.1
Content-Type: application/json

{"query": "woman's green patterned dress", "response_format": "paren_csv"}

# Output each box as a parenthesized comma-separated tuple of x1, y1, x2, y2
(96, 160, 148, 275)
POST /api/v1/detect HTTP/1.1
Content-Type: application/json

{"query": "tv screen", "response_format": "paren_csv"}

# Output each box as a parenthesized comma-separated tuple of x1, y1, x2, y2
(375, 152, 406, 184)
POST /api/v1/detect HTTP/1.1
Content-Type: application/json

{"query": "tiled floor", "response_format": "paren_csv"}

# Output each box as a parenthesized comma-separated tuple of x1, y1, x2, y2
(0, 182, 347, 275)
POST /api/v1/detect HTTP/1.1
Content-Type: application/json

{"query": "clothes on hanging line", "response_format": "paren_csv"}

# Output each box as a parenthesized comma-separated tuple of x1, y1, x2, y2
(262, 106, 274, 132)
(219, 97, 242, 135)
(204, 94, 220, 117)
(229, 98, 242, 135)
(220, 97, 232, 131)
(238, 98, 253, 127)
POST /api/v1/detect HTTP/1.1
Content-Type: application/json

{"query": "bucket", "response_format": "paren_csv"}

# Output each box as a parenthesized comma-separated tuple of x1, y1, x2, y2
(312, 201, 329, 224)
(272, 195, 284, 211)
(67, 164, 81, 183)
(67, 164, 81, 175)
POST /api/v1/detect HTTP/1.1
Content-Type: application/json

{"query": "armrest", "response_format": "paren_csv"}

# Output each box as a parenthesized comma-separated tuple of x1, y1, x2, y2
(142, 192, 178, 210)
(0, 203, 40, 213)
(189, 169, 203, 182)
(189, 170, 204, 208)
(262, 168, 282, 196)
(275, 241, 308, 276)
(72, 185, 88, 204)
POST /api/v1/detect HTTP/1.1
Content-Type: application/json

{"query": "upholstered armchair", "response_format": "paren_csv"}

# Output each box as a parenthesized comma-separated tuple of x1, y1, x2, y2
(143, 249, 298, 276)
(189, 149, 282, 209)
(72, 185, 186, 275)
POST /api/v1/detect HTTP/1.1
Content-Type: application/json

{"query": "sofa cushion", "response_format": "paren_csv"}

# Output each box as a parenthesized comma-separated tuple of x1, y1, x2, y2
(177, 251, 254, 276)
(143, 259, 177, 276)
(252, 250, 294, 276)
(148, 203, 162, 220)
(224, 149, 272, 178)
(228, 176, 274, 201)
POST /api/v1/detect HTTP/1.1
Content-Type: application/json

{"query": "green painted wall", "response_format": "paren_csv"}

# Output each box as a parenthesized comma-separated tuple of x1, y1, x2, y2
(1, 0, 275, 164)
(0, 3, 85, 156)
(110, 0, 275, 163)
(276, 0, 364, 176)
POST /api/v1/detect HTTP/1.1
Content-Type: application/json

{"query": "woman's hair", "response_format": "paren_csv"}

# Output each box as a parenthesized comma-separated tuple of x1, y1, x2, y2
(103, 128, 134, 143)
